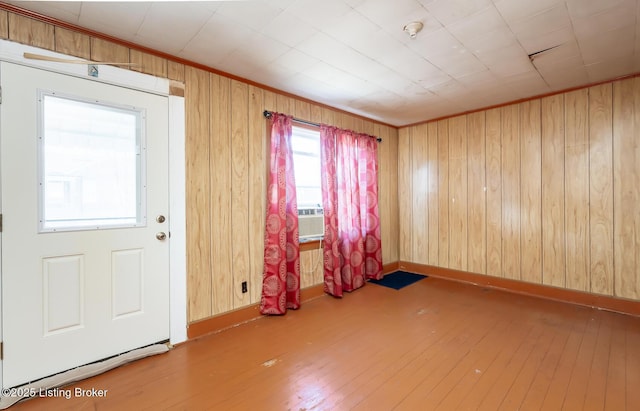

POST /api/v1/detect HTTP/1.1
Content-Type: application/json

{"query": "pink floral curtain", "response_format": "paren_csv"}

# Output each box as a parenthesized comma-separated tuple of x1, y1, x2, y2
(260, 113, 300, 314)
(320, 125, 383, 297)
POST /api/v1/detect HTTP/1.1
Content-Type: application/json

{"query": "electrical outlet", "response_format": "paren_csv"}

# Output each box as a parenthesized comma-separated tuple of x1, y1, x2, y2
(241, 281, 247, 293)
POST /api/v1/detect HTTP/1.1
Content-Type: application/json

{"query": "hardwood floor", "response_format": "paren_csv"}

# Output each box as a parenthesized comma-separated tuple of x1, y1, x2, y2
(10, 276, 640, 410)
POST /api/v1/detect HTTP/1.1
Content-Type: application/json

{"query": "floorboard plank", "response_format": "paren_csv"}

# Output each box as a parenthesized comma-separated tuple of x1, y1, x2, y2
(8, 277, 640, 411)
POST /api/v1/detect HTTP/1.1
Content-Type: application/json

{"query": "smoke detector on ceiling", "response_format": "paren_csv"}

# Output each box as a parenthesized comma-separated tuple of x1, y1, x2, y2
(403, 22, 424, 39)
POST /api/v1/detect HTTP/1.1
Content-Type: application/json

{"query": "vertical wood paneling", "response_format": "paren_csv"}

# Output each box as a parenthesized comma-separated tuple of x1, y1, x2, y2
(448, 116, 468, 271)
(0, 11, 8, 39)
(427, 122, 440, 266)
(210, 74, 233, 315)
(589, 84, 614, 295)
(130, 49, 168, 78)
(613, 78, 640, 300)
(263, 90, 277, 113)
(276, 94, 294, 115)
(248, 85, 265, 303)
(54, 27, 90, 59)
(485, 108, 502, 278)
(564, 89, 590, 292)
(90, 37, 130, 68)
(8, 14, 54, 49)
(321, 107, 336, 125)
(300, 246, 323, 288)
(398, 128, 413, 261)
(340, 113, 357, 131)
(541, 94, 566, 288)
(379, 125, 399, 264)
(309, 104, 322, 123)
(520, 100, 542, 284)
(412, 124, 429, 264)
(5, 13, 404, 322)
(437, 119, 450, 268)
(501, 105, 521, 280)
(398, 80, 639, 302)
(168, 61, 185, 82)
(230, 80, 250, 308)
(185, 66, 212, 321)
(295, 100, 311, 121)
(467, 111, 486, 275)
(352, 117, 365, 134)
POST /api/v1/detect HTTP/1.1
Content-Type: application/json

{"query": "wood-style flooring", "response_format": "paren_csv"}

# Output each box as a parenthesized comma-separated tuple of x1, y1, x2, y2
(10, 276, 640, 410)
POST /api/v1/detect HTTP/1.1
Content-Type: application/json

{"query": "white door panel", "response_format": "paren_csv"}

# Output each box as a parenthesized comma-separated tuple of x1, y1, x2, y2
(1, 62, 169, 387)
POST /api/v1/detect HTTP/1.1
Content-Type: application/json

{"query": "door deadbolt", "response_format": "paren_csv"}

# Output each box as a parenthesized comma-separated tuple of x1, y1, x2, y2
(156, 215, 166, 223)
(156, 232, 167, 241)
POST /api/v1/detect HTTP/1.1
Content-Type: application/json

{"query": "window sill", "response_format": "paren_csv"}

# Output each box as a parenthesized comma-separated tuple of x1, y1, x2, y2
(299, 237, 324, 251)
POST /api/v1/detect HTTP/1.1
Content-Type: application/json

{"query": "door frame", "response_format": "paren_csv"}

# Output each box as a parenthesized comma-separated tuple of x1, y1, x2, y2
(0, 39, 187, 388)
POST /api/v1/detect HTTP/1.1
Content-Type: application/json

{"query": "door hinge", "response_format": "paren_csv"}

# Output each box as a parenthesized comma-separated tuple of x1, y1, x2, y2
(0, 213, 3, 232)
(0, 342, 3, 360)
(0, 85, 2, 104)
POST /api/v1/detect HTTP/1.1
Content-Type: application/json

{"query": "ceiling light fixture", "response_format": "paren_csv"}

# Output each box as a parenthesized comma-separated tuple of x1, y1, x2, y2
(403, 22, 424, 39)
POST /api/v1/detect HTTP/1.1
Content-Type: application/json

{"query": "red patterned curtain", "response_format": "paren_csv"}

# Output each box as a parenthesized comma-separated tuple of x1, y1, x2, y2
(320, 125, 383, 297)
(260, 113, 300, 314)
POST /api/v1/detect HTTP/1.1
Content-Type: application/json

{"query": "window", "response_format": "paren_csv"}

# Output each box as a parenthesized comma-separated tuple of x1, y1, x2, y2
(291, 125, 323, 240)
(38, 91, 145, 231)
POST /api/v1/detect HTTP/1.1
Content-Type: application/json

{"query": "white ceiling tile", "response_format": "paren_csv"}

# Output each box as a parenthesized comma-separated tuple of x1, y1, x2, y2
(501, 71, 550, 98)
(510, 5, 574, 54)
(346, 28, 408, 63)
(509, 3, 571, 35)
(323, 10, 382, 42)
(428, 50, 487, 78)
(462, 27, 518, 55)
(180, 13, 256, 67)
(425, 0, 493, 25)
(579, 24, 636, 64)
(586, 55, 635, 82)
(274, 49, 321, 72)
(7, 0, 640, 125)
(409, 28, 463, 58)
(217, 1, 286, 32)
(493, 0, 565, 22)
(538, 66, 590, 90)
(231, 34, 290, 66)
(447, 6, 508, 44)
(517, 26, 575, 56)
(262, 11, 318, 48)
(137, 3, 216, 54)
(376, 48, 445, 82)
(285, 0, 354, 29)
(570, 0, 636, 39)
(77, 3, 150, 41)
(455, 69, 497, 86)
(355, 0, 440, 39)
(478, 44, 533, 76)
(529, 41, 583, 71)
(427, 79, 468, 98)
(565, 0, 629, 19)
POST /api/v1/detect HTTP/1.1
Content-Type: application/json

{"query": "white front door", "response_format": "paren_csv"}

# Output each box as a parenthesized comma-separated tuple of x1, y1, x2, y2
(0, 61, 170, 388)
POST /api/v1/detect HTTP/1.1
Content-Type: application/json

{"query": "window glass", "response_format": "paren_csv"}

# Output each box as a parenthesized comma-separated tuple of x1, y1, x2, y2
(291, 125, 323, 240)
(39, 92, 145, 231)
(291, 126, 322, 208)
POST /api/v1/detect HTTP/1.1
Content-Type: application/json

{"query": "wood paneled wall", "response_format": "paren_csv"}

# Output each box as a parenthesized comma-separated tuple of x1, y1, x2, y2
(3, 11, 400, 323)
(399, 80, 640, 301)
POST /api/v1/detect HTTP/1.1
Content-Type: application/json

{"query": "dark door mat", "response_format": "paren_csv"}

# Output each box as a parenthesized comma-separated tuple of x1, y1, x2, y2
(368, 271, 427, 290)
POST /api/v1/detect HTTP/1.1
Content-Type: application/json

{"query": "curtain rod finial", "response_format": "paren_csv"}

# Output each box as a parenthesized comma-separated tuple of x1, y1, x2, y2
(263, 110, 273, 119)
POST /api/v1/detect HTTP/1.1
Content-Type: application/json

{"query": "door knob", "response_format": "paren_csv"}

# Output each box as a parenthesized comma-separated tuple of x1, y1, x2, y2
(156, 232, 167, 241)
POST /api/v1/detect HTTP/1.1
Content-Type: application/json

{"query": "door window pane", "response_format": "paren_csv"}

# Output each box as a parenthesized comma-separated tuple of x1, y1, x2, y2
(39, 92, 145, 231)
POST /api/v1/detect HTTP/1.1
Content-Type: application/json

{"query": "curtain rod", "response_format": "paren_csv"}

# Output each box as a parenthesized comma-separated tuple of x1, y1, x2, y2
(263, 110, 382, 143)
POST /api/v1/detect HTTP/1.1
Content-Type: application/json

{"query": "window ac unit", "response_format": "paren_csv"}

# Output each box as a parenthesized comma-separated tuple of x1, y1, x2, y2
(298, 207, 324, 240)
